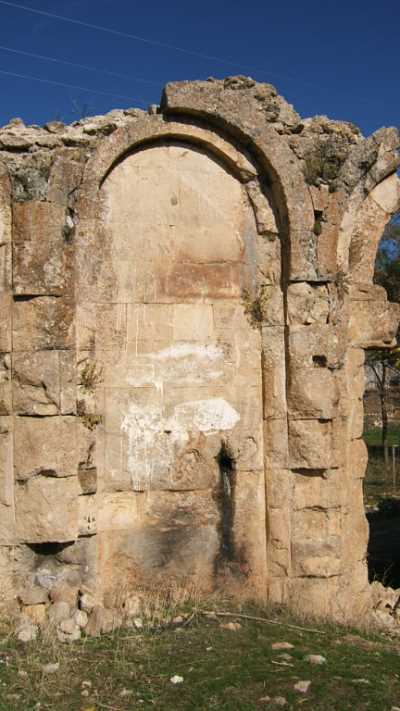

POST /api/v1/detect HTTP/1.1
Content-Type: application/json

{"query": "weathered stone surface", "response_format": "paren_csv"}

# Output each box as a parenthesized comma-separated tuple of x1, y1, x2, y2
(16, 475, 79, 543)
(13, 296, 75, 351)
(349, 438, 368, 479)
(293, 469, 342, 511)
(288, 367, 339, 420)
(47, 152, 84, 206)
(0, 417, 14, 545)
(13, 202, 71, 295)
(0, 164, 11, 248)
(291, 508, 342, 577)
(0, 292, 11, 351)
(13, 350, 75, 416)
(264, 419, 289, 469)
(0, 243, 11, 291)
(288, 324, 344, 371)
(261, 327, 287, 420)
(287, 283, 330, 326)
(0, 546, 14, 603)
(265, 468, 293, 509)
(288, 419, 340, 470)
(14, 416, 78, 480)
(0, 353, 11, 415)
(349, 286, 399, 348)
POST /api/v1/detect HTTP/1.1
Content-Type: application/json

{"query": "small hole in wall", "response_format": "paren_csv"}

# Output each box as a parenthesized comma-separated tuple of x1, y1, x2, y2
(313, 355, 327, 368)
(27, 542, 73, 557)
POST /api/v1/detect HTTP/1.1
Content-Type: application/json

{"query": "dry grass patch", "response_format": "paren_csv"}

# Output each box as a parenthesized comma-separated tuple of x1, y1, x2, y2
(0, 602, 399, 710)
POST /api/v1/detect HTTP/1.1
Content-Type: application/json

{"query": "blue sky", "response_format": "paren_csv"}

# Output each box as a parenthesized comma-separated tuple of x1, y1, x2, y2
(0, 0, 398, 136)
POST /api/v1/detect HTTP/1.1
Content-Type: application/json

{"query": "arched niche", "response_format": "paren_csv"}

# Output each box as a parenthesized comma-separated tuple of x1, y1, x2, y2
(75, 123, 283, 600)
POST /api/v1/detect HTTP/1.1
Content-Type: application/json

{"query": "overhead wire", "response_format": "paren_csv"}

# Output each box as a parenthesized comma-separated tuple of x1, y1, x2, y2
(0, 67, 144, 103)
(0, 43, 161, 87)
(0, 0, 307, 86)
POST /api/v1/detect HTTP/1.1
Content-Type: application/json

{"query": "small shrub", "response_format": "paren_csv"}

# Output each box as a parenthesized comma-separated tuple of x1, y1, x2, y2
(242, 287, 266, 328)
(79, 360, 103, 393)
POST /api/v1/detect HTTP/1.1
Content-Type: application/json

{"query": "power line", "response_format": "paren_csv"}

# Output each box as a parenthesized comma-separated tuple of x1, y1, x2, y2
(0, 67, 143, 103)
(0, 43, 161, 87)
(0, 0, 247, 66)
(0, 0, 304, 85)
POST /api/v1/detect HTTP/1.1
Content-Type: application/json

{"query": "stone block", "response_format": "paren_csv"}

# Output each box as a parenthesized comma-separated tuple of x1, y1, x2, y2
(77, 302, 127, 352)
(13, 201, 71, 296)
(15, 475, 79, 543)
(0, 546, 14, 603)
(265, 467, 293, 509)
(268, 508, 290, 577)
(59, 351, 76, 414)
(0, 243, 11, 291)
(288, 367, 339, 420)
(267, 578, 288, 605)
(229, 469, 267, 590)
(346, 348, 365, 399)
(259, 285, 284, 326)
(288, 419, 339, 470)
(287, 282, 330, 326)
(0, 417, 13, 507)
(349, 438, 368, 479)
(342, 480, 368, 563)
(264, 419, 288, 468)
(255, 230, 281, 285)
(14, 416, 78, 480)
(47, 153, 84, 206)
(0, 504, 15, 546)
(315, 190, 346, 278)
(226, 386, 264, 471)
(349, 399, 364, 440)
(288, 577, 340, 618)
(172, 303, 213, 341)
(288, 324, 344, 370)
(126, 303, 173, 347)
(0, 353, 11, 415)
(291, 508, 342, 577)
(261, 327, 286, 419)
(246, 181, 278, 235)
(0, 179, 11, 248)
(348, 194, 390, 283)
(78, 495, 97, 536)
(0, 292, 11, 352)
(370, 172, 400, 214)
(349, 294, 398, 348)
(13, 296, 75, 351)
(13, 350, 76, 416)
(0, 417, 14, 546)
(293, 469, 342, 511)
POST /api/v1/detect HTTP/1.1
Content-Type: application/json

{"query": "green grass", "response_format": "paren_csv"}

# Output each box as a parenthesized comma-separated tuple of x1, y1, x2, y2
(0, 605, 400, 710)
(363, 425, 400, 447)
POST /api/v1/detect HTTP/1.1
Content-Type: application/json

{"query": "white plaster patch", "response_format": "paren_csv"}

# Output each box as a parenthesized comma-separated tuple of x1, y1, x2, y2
(125, 342, 224, 389)
(166, 398, 240, 434)
(120, 397, 240, 490)
(151, 343, 222, 362)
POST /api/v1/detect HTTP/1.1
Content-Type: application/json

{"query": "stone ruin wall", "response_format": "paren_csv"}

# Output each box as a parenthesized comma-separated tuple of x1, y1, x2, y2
(0, 76, 399, 630)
